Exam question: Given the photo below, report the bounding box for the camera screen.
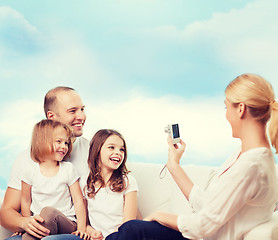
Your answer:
[172,124,180,138]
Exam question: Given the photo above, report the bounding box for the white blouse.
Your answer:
[177,147,278,240]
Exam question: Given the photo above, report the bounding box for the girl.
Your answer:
[20,119,87,240]
[83,129,138,239]
[106,73,278,240]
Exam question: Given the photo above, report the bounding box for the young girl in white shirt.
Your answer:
[83,129,138,239]
[106,73,278,240]
[20,119,87,240]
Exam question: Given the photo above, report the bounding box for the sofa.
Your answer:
[127,162,278,240]
[1,162,278,240]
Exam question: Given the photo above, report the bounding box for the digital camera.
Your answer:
[164,123,180,144]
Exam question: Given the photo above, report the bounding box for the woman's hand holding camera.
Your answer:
[166,136,186,167]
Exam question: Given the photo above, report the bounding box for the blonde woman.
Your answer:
[106,73,278,240]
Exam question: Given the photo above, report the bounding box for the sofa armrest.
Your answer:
[244,213,278,240]
[0,225,12,240]
[0,198,13,239]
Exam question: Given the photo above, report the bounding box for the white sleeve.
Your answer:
[8,149,32,190]
[188,184,205,212]
[65,162,80,186]
[177,160,261,239]
[124,174,139,195]
[21,162,36,186]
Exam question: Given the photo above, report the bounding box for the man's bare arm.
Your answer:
[0,187,50,237]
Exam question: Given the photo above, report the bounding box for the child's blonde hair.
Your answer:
[31,119,73,162]
[225,73,278,153]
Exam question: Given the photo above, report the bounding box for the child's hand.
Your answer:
[11,232,23,237]
[86,225,103,240]
[72,229,90,239]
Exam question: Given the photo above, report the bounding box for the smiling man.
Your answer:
[0,87,89,240]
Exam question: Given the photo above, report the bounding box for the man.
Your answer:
[0,87,89,239]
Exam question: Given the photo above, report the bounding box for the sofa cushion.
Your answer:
[169,165,217,215]
[244,212,278,240]
[128,162,172,218]
[128,162,216,218]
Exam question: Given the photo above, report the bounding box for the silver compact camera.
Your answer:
[164,123,180,144]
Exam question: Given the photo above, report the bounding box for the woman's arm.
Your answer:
[69,180,87,233]
[144,212,179,231]
[123,191,138,223]
[142,138,193,232]
[21,181,32,217]
[166,137,194,200]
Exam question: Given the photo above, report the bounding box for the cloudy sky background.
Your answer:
[1,0,278,199]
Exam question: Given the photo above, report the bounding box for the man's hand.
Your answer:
[22,215,50,238]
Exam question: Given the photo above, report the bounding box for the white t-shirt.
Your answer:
[22,161,79,221]
[177,147,278,240]
[8,137,89,190]
[83,174,138,238]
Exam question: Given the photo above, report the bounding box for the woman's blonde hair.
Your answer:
[225,73,278,153]
[31,119,73,162]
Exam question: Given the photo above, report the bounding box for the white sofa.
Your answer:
[128,162,278,240]
[1,162,278,240]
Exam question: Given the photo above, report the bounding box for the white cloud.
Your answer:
[0,6,112,91]
[0,6,38,33]
[0,188,6,202]
[0,100,42,139]
[0,94,237,177]
[139,0,278,90]
[0,6,40,57]
[83,94,237,165]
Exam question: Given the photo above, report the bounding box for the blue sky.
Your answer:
[1,0,278,198]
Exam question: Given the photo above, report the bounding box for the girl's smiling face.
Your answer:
[99,134,125,173]
[51,126,70,162]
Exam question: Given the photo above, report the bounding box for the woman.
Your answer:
[106,73,278,240]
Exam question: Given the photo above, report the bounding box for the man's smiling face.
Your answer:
[51,90,86,138]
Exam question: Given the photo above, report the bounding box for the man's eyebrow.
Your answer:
[67,106,85,111]
[67,107,78,112]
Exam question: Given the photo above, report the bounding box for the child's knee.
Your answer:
[40,207,59,222]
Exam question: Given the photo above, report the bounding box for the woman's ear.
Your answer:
[238,103,246,119]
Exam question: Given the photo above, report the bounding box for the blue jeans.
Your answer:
[42,234,82,240]
[5,234,81,240]
[106,220,187,240]
[5,236,22,240]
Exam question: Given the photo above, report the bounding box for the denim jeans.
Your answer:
[106,220,188,240]
[42,234,82,240]
[5,236,22,240]
[5,235,81,240]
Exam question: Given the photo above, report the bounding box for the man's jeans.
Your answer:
[5,235,81,240]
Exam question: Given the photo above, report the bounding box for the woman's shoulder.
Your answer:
[237,147,275,177]
[240,147,273,163]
